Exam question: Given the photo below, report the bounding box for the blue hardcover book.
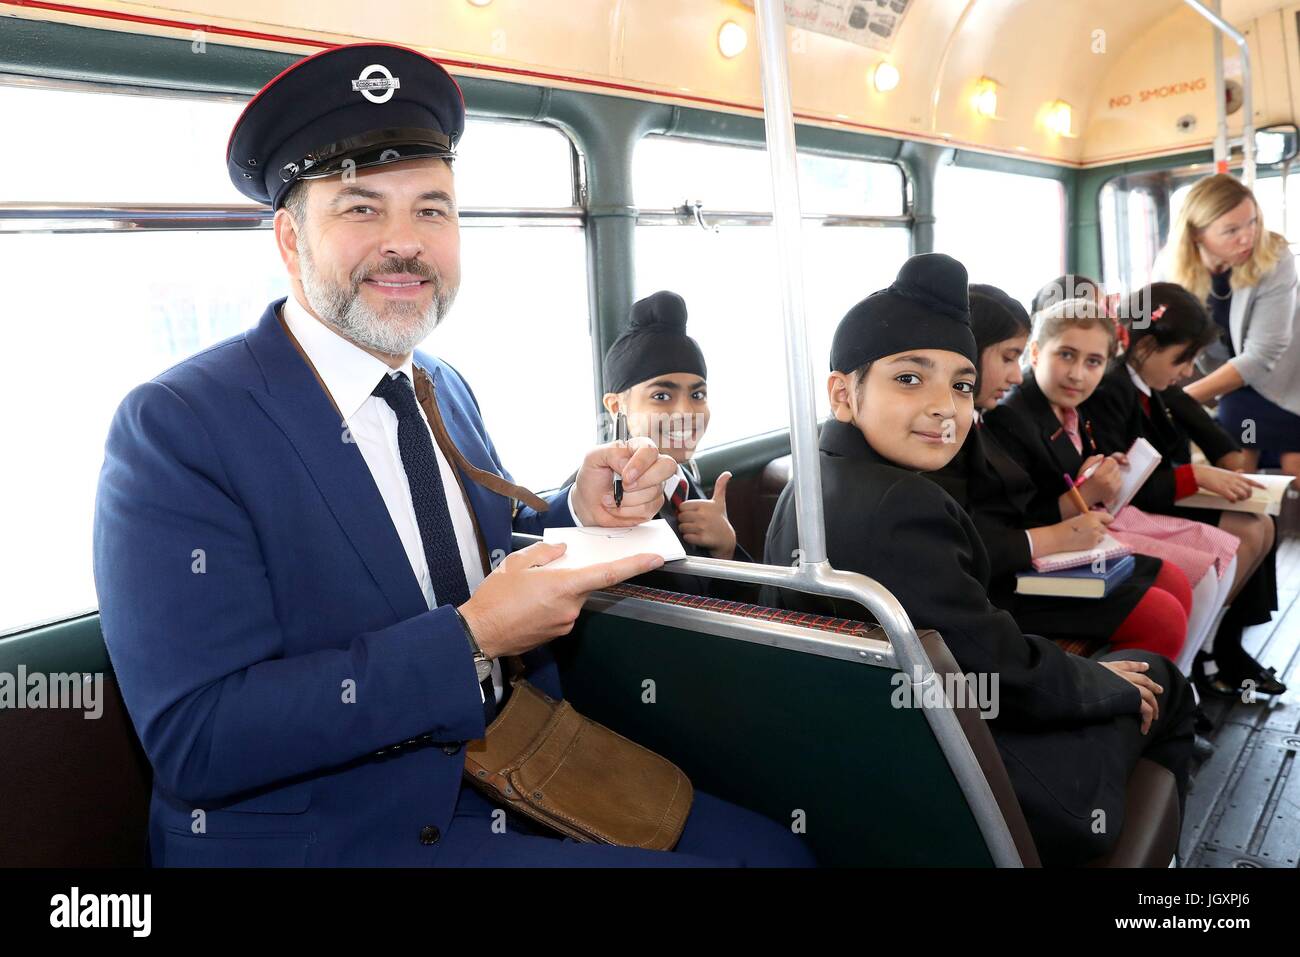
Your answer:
[1015,553,1136,599]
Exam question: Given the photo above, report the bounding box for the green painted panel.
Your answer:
[555,611,994,867]
[0,614,110,675]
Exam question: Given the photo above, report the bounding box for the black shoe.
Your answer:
[1193,734,1216,762]
[1218,653,1288,697]
[1193,707,1215,735]
[1192,651,1240,699]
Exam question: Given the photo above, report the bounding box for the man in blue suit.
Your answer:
[93,42,811,867]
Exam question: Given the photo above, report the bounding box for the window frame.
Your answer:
[629,133,913,449]
[632,132,912,232]
[933,158,1068,296]
[0,73,588,235]
[0,73,592,635]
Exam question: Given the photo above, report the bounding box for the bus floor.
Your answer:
[1181,533,1300,868]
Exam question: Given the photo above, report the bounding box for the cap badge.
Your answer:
[352,64,401,104]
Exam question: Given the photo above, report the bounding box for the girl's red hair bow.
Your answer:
[1114,316,1130,351]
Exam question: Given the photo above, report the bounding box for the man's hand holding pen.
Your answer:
[571,434,679,527]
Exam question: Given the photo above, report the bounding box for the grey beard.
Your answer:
[298,242,455,355]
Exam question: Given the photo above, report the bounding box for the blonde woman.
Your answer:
[1164,174,1300,478]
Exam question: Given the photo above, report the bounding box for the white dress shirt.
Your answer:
[282,295,502,703]
[1127,362,1153,397]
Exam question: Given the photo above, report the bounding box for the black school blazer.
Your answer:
[931,420,1158,643]
[984,369,1101,518]
[760,418,1148,860]
[931,421,1061,585]
[761,418,1137,724]
[1085,361,1241,516]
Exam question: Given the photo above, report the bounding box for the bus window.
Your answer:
[1247,175,1300,247]
[633,135,908,449]
[934,163,1065,307]
[1100,180,1160,296]
[422,120,591,494]
[0,79,584,633]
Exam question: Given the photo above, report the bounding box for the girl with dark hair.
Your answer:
[1086,283,1283,697]
[931,284,1191,659]
[985,298,1242,678]
[1030,274,1107,319]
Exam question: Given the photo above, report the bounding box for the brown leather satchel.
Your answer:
[462,679,694,850]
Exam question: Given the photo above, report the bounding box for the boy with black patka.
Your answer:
[599,291,753,599]
[762,254,1195,866]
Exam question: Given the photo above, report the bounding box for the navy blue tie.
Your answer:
[372,372,495,722]
[372,371,472,608]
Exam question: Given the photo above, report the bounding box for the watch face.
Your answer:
[475,657,494,682]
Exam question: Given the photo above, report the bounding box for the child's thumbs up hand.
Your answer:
[676,471,737,560]
[710,471,732,504]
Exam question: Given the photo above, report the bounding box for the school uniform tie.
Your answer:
[372,372,495,722]
[669,476,689,515]
[1060,407,1084,455]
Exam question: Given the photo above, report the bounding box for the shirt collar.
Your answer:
[281,293,415,420]
[1126,362,1152,397]
[661,463,689,499]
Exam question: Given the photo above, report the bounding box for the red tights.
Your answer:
[1108,562,1193,660]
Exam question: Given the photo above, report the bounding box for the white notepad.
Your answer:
[542,518,687,570]
[1177,472,1295,516]
[1107,437,1163,514]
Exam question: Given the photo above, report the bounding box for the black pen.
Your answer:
[613,412,627,507]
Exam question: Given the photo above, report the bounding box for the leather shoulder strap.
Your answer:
[412,364,550,515]
[274,309,549,513]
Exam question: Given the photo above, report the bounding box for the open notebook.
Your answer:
[542,518,687,570]
[1031,533,1131,573]
[1177,472,1295,516]
[1106,437,1162,514]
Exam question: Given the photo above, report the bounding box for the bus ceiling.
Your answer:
[2,0,1300,172]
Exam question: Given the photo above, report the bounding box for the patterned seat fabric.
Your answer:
[604,582,879,637]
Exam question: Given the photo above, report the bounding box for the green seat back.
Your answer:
[0,615,151,866]
[554,608,995,866]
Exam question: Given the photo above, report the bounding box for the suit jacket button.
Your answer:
[419,825,441,846]
[442,743,462,755]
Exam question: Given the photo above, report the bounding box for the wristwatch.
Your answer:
[453,607,493,683]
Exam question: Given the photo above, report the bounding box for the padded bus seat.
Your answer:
[558,583,1028,866]
[560,583,1182,868]
[0,598,1179,868]
[0,616,151,867]
[756,454,793,553]
[1087,759,1180,868]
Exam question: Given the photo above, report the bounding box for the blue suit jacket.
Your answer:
[93,298,575,866]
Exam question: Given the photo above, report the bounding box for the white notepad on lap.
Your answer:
[542,518,687,570]
[1107,437,1162,514]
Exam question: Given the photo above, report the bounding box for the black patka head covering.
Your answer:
[603,291,708,394]
[830,253,977,372]
[227,43,465,210]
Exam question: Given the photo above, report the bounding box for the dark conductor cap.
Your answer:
[604,291,708,395]
[227,42,466,210]
[830,253,977,373]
